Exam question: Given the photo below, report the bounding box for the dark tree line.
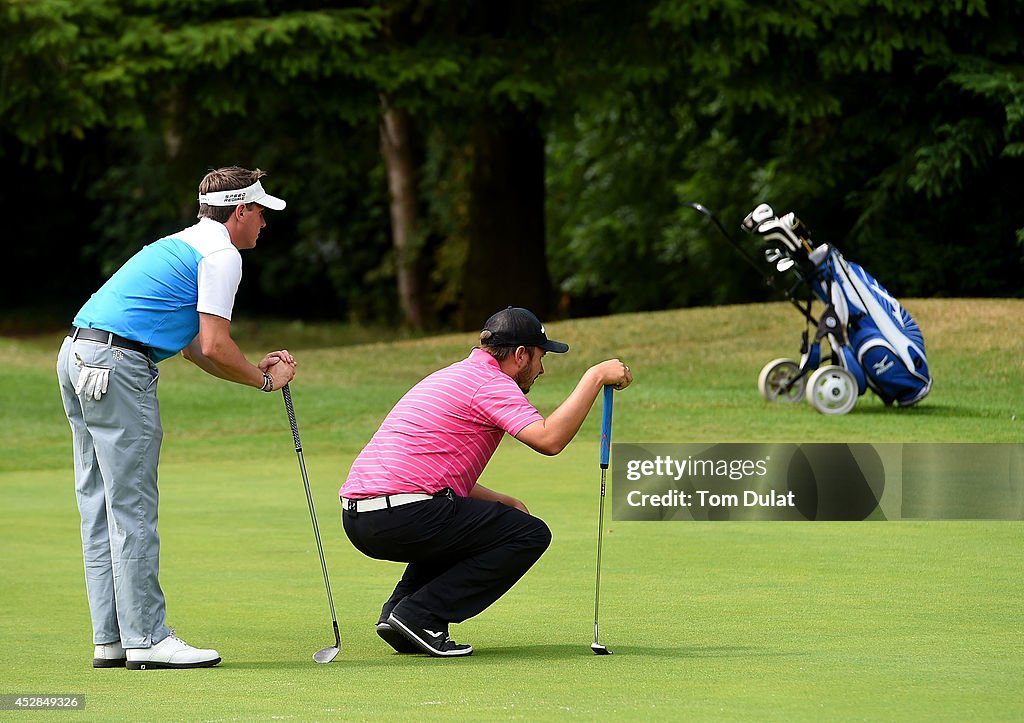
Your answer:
[2,0,1021,331]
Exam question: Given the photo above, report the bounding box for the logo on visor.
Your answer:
[223,191,247,203]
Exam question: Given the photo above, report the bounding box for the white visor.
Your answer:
[198,180,286,210]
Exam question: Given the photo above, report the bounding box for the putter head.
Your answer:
[591,642,613,655]
[313,644,340,664]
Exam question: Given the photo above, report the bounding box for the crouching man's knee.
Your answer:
[526,516,552,555]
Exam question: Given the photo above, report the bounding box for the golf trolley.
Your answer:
[686,202,932,415]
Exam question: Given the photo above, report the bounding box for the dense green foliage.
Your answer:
[2,0,1021,327]
[548,0,1024,310]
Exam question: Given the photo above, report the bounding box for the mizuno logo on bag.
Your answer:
[873,355,894,375]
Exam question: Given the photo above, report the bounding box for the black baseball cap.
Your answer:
[479,307,569,353]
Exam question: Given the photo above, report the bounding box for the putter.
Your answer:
[282,384,341,664]
[592,384,614,655]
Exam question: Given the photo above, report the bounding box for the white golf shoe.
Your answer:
[92,641,126,668]
[125,630,221,670]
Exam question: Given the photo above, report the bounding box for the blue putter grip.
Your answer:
[600,385,614,469]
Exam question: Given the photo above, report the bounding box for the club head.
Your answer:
[313,645,340,664]
[591,642,613,655]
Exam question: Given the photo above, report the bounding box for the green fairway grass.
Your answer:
[1,300,1020,720]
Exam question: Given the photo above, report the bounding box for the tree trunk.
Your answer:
[380,96,427,329]
[459,108,553,330]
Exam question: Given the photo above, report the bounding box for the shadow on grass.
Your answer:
[474,643,805,660]
[850,403,999,419]
[220,644,804,670]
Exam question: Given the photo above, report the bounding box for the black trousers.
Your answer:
[342,491,552,630]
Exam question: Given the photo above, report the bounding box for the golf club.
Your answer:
[592,384,614,655]
[683,201,819,326]
[282,384,341,664]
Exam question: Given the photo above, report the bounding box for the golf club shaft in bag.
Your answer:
[592,385,614,655]
[683,201,818,326]
[282,384,341,663]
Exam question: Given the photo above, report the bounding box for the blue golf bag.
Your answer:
[742,203,932,415]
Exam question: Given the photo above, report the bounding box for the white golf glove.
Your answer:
[74,354,111,401]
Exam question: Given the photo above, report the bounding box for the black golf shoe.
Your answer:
[386,612,473,657]
[375,622,420,654]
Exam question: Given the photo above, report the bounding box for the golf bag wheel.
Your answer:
[757,358,805,403]
[806,365,858,415]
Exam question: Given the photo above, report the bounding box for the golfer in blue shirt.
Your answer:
[57,166,296,669]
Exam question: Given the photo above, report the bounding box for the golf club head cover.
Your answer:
[741,203,776,232]
[742,203,818,268]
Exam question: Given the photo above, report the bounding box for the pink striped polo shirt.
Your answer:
[340,348,543,499]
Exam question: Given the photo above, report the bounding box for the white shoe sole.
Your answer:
[126,656,221,670]
[387,613,472,657]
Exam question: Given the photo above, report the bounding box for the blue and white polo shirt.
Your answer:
[73,218,242,362]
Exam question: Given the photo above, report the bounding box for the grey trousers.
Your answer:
[57,336,170,648]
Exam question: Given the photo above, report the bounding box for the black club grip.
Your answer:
[282,384,302,451]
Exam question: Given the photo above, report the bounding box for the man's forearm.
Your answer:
[182,337,263,387]
[539,372,605,449]
[516,369,605,455]
[470,484,528,514]
[515,358,631,456]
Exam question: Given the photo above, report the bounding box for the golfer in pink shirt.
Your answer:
[340,307,632,657]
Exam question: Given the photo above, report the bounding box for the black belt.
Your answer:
[69,326,149,356]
